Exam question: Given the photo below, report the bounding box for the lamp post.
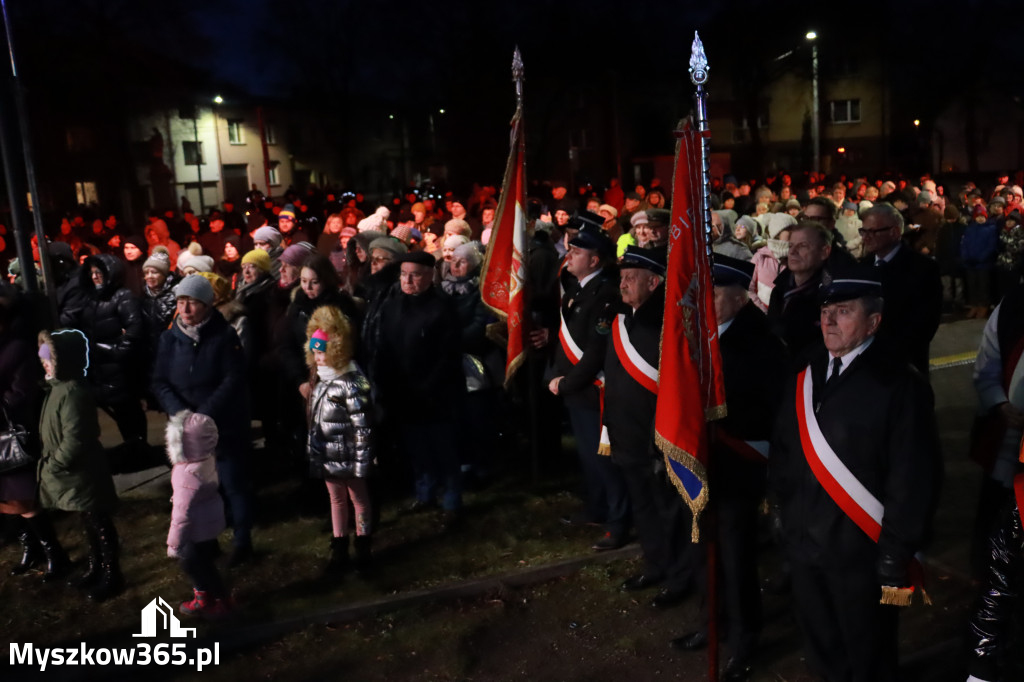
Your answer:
[806,31,820,175]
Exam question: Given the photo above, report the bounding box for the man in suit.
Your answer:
[769,267,941,681]
[548,224,629,550]
[767,221,832,361]
[859,203,943,375]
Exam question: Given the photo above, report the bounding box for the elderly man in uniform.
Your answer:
[548,224,630,550]
[671,255,788,681]
[602,246,696,608]
[769,267,940,681]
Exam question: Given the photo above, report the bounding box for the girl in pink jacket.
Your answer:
[166,411,230,617]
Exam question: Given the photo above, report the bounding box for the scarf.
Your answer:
[441,274,479,297]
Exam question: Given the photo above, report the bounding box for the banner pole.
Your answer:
[689,31,719,682]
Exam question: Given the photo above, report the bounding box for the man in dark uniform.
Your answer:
[671,255,789,682]
[859,203,942,375]
[769,267,941,681]
[548,224,629,550]
[767,220,832,360]
[602,246,696,608]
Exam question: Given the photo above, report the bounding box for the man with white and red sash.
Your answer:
[671,254,789,680]
[768,266,940,682]
[547,221,630,550]
[603,246,697,608]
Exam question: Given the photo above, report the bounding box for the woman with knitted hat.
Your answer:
[141,247,177,382]
[305,306,376,574]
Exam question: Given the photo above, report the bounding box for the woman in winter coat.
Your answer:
[37,328,122,601]
[166,411,230,617]
[961,204,1000,318]
[712,210,754,261]
[305,306,375,574]
[140,248,177,356]
[144,218,181,271]
[60,252,148,457]
[0,286,67,580]
[995,209,1024,300]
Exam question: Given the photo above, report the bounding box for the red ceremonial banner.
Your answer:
[654,127,727,540]
[480,110,528,387]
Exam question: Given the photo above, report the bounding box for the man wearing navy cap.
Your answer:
[602,246,696,606]
[548,224,630,550]
[671,254,789,680]
[768,265,940,681]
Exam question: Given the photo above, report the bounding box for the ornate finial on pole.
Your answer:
[689,32,709,86]
[512,46,524,106]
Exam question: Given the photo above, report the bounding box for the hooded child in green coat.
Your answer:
[37,328,123,602]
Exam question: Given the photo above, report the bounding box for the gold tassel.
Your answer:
[597,443,612,456]
[691,518,700,543]
[879,585,915,607]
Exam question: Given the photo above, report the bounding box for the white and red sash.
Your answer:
[559,313,611,454]
[795,366,883,541]
[611,313,659,394]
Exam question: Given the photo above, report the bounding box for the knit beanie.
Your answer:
[943,205,961,222]
[280,243,312,268]
[253,226,282,247]
[123,234,147,251]
[182,254,215,273]
[369,236,408,258]
[973,204,988,219]
[309,328,329,352]
[241,248,272,273]
[390,225,413,244]
[278,204,297,220]
[143,246,172,275]
[173,274,215,305]
[453,242,482,270]
[767,212,797,239]
[357,206,391,232]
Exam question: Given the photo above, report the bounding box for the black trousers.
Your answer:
[180,539,225,597]
[788,560,899,682]
[100,398,148,445]
[617,457,696,590]
[567,405,629,536]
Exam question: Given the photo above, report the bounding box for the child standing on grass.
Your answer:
[166,410,230,617]
[305,306,376,575]
[37,329,122,602]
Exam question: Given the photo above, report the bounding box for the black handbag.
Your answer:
[0,407,34,474]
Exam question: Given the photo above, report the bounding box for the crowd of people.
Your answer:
[0,169,1023,681]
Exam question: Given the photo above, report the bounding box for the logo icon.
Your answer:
[133,598,196,639]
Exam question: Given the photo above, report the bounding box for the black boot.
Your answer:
[86,514,124,602]
[9,517,43,576]
[25,513,70,582]
[68,522,102,590]
[353,535,372,575]
[326,536,350,574]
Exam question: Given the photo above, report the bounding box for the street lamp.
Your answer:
[806,31,819,175]
[213,95,223,104]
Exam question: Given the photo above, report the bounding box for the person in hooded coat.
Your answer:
[37,329,122,601]
[60,253,148,460]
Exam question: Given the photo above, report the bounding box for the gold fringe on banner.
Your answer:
[656,432,708,543]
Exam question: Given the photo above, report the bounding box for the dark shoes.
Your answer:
[559,512,602,527]
[650,585,691,609]
[669,630,708,651]
[592,532,627,551]
[620,573,663,592]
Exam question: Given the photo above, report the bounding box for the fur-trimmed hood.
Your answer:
[304,305,355,372]
[165,410,218,465]
[38,328,89,380]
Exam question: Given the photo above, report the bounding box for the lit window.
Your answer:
[183,141,203,165]
[228,120,245,145]
[265,123,277,145]
[268,162,280,186]
[74,181,99,205]
[830,99,861,124]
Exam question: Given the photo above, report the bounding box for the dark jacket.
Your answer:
[767,267,825,363]
[375,285,465,421]
[141,278,177,354]
[359,263,401,386]
[966,495,1023,682]
[602,286,663,466]
[769,339,940,574]
[60,253,145,403]
[864,244,943,375]
[151,311,249,459]
[551,268,621,410]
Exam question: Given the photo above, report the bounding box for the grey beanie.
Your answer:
[173,274,215,305]
[253,226,282,248]
[452,242,482,270]
[368,236,408,258]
